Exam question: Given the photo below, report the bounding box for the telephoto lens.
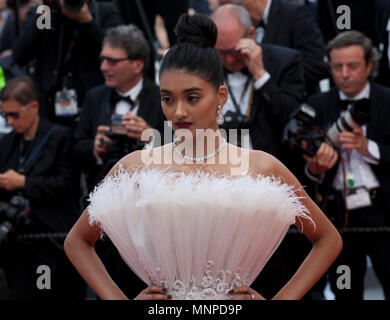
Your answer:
[326,98,371,148]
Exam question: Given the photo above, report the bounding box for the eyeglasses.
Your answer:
[0,103,31,120]
[217,48,241,56]
[99,55,130,66]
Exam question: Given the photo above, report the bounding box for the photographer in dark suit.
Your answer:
[304,31,390,300]
[72,24,165,193]
[0,77,85,299]
[12,0,121,123]
[72,24,165,299]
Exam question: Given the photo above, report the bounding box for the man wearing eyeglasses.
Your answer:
[0,77,85,299]
[72,24,165,300]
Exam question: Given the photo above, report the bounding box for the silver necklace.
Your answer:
[173,139,227,162]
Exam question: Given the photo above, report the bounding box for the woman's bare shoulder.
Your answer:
[249,150,281,176]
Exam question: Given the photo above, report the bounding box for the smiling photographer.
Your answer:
[0,77,85,299]
[303,31,390,300]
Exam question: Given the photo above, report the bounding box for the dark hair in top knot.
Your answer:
[159,13,224,91]
[175,13,218,48]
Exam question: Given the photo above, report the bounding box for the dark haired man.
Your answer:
[0,77,85,299]
[304,31,390,300]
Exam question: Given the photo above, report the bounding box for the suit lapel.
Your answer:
[0,132,18,170]
[367,83,380,140]
[136,78,150,120]
[263,0,281,44]
[24,119,51,173]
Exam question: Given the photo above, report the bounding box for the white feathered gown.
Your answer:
[88,168,312,300]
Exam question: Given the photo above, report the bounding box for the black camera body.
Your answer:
[282,104,325,157]
[0,195,33,245]
[219,110,250,147]
[327,98,371,148]
[43,0,91,13]
[100,114,142,175]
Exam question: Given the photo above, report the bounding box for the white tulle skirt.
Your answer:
[88,168,312,300]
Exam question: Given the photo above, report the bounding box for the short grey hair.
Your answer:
[213,4,253,34]
[325,30,381,78]
[103,25,151,69]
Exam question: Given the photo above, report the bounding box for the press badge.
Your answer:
[345,187,372,210]
[54,89,78,117]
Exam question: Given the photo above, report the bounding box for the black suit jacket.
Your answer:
[72,77,166,191]
[307,83,390,211]
[376,5,390,87]
[12,2,121,120]
[263,0,329,90]
[245,43,305,161]
[0,119,80,232]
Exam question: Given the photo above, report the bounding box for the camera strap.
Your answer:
[18,126,58,173]
[223,71,254,121]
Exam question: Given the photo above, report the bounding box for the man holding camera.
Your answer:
[12,0,120,122]
[72,25,165,299]
[0,77,85,299]
[304,31,390,300]
[72,24,165,194]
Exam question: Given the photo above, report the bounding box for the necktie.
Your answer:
[338,99,354,111]
[257,20,266,29]
[111,90,136,110]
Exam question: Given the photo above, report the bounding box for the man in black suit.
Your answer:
[12,0,121,123]
[0,77,85,299]
[73,24,165,193]
[212,4,304,160]
[304,31,390,300]
[72,24,165,299]
[212,4,307,299]
[222,0,329,95]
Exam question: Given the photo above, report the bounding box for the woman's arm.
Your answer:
[64,208,128,300]
[262,152,343,300]
[64,150,143,300]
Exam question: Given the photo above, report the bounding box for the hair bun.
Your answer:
[175,13,218,48]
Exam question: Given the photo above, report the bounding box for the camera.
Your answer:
[101,114,142,175]
[327,98,371,148]
[282,104,325,157]
[43,0,91,13]
[0,195,33,245]
[219,110,250,147]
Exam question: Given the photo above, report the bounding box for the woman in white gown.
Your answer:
[64,13,342,300]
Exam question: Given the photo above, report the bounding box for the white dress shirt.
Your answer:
[255,0,272,44]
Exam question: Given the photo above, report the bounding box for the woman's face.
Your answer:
[160,70,227,138]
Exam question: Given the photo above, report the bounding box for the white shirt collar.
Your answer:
[339,82,370,101]
[116,77,143,101]
[263,0,272,25]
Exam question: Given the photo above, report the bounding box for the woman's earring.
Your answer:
[216,105,224,125]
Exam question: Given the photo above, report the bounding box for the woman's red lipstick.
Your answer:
[175,122,193,129]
